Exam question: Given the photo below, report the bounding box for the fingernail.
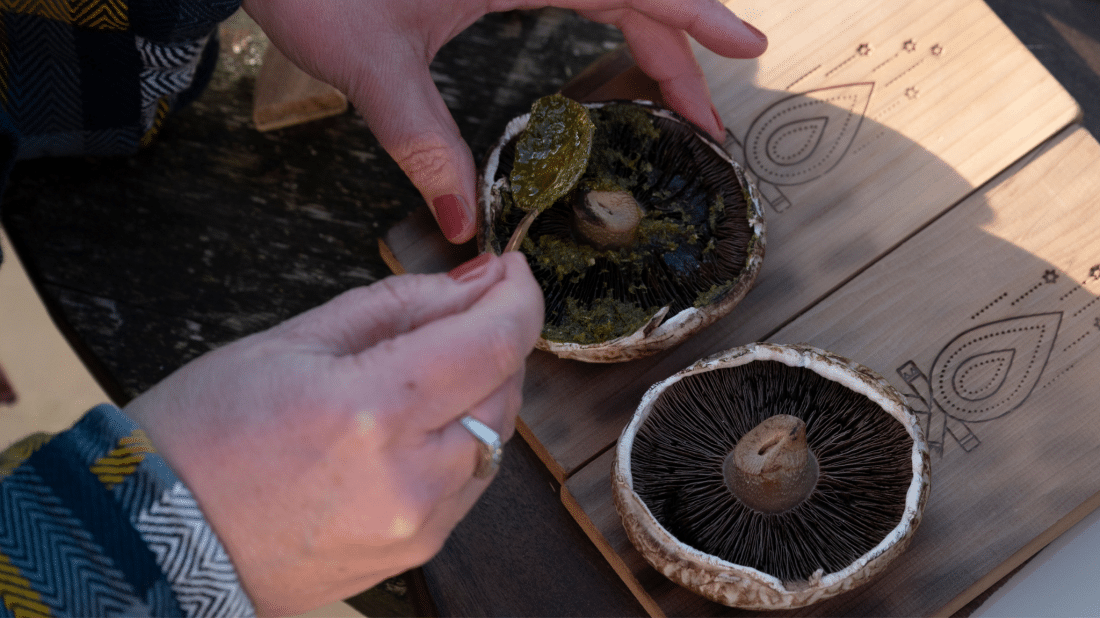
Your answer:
[711,105,726,138]
[434,194,473,242]
[742,20,768,46]
[447,252,493,282]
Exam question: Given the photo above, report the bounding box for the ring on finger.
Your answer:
[459,415,503,479]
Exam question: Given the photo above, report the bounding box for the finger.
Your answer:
[272,253,506,355]
[348,40,478,244]
[633,0,767,59]
[354,252,543,428]
[396,424,518,569]
[381,473,489,569]
[562,0,766,58]
[423,367,524,498]
[334,368,522,571]
[620,18,725,139]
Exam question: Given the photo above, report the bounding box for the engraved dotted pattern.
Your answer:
[747,90,863,181]
[767,119,826,165]
[953,351,1012,400]
[936,323,1047,418]
[970,292,1007,320]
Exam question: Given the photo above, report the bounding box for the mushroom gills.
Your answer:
[490,103,755,345]
[630,360,913,584]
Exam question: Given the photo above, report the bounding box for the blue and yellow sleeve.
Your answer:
[0,404,255,617]
[0,4,256,613]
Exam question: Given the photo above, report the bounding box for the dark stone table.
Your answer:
[2,2,1097,616]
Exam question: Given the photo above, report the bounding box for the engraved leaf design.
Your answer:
[743,82,873,186]
[931,313,1061,422]
[766,117,828,167]
[952,349,1014,401]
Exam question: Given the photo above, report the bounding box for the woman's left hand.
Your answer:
[242,0,767,244]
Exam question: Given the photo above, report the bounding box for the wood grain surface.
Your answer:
[383,1,1097,614]
[3,1,1098,616]
[532,0,1081,482]
[390,0,1081,484]
[565,126,1100,617]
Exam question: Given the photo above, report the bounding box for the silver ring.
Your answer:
[459,415,503,479]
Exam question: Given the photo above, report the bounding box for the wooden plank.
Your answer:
[385,0,1080,482]
[522,0,1079,481]
[378,206,477,276]
[564,125,1100,617]
[561,448,680,618]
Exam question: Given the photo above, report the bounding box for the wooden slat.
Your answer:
[564,125,1100,617]
[384,0,1080,481]
[508,0,1080,482]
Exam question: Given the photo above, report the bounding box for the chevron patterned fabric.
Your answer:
[0,404,256,617]
[0,4,265,614]
[0,0,243,313]
[0,0,240,160]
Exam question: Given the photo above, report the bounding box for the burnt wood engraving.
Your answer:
[898,264,1100,457]
[722,40,945,212]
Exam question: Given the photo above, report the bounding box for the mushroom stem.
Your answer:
[723,414,819,514]
[573,190,642,250]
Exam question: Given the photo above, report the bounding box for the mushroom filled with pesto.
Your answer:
[613,342,931,610]
[477,95,765,363]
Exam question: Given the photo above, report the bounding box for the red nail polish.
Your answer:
[434,194,472,241]
[711,105,726,138]
[742,20,768,46]
[0,363,16,405]
[447,253,493,282]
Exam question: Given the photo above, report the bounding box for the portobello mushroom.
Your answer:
[613,342,931,609]
[477,98,765,363]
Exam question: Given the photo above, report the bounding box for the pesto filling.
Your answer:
[491,103,752,344]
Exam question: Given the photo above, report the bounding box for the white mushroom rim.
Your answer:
[613,342,931,607]
[477,100,766,363]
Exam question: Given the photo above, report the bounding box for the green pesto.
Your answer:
[497,102,740,345]
[597,103,660,141]
[509,94,594,215]
[708,193,726,235]
[525,234,601,283]
[524,214,698,284]
[582,105,660,196]
[694,280,734,308]
[636,217,692,252]
[541,296,659,344]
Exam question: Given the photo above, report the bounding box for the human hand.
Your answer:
[241,0,767,244]
[122,252,543,616]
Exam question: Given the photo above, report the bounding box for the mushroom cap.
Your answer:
[477,100,765,363]
[612,342,931,610]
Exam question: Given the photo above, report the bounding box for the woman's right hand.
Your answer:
[123,252,544,616]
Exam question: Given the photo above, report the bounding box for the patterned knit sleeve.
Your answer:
[0,0,241,160]
[0,404,255,617]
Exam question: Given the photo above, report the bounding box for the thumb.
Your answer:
[351,50,478,244]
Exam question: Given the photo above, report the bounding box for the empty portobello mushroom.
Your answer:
[477,97,765,363]
[613,342,931,609]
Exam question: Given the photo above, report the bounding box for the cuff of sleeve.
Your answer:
[18,403,257,617]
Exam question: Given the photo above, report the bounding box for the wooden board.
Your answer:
[382,2,1090,612]
[563,125,1100,617]
[416,0,1078,483]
